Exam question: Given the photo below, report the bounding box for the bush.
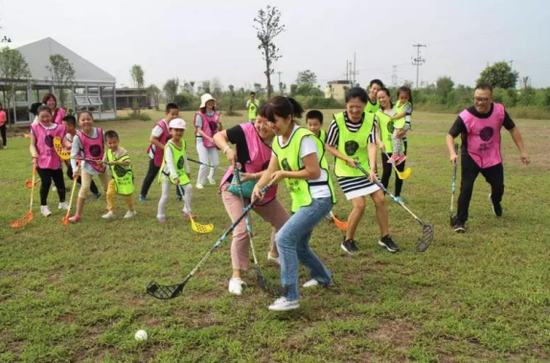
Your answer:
[130,110,151,121]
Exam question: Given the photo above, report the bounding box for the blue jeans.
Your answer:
[277,197,333,301]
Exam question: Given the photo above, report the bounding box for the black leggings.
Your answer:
[66,164,98,194]
[0,124,6,147]
[381,141,407,197]
[37,167,66,205]
[140,158,181,198]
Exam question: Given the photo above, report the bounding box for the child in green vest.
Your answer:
[157,118,193,223]
[306,110,326,144]
[389,86,413,165]
[102,130,136,219]
[246,92,259,123]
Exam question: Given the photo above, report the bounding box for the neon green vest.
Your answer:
[248,100,258,120]
[107,149,135,195]
[318,129,327,144]
[375,110,395,153]
[159,140,191,186]
[365,98,380,113]
[393,100,411,129]
[272,127,336,212]
[334,112,374,177]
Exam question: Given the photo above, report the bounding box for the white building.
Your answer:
[0,37,116,124]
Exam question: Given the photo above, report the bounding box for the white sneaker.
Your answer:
[207,176,215,185]
[102,211,115,219]
[303,279,319,288]
[268,297,299,311]
[228,278,246,295]
[124,210,137,219]
[58,201,69,210]
[40,205,52,217]
[195,183,204,189]
[267,252,280,265]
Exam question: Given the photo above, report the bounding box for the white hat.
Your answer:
[169,118,186,129]
[200,93,216,109]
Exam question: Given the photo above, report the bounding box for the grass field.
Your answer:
[1,110,549,363]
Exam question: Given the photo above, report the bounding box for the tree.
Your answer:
[130,65,145,89]
[45,54,75,107]
[296,70,317,86]
[211,78,223,107]
[253,5,285,99]
[163,78,179,102]
[436,76,454,104]
[147,84,161,111]
[0,47,31,125]
[477,61,518,89]
[198,80,211,95]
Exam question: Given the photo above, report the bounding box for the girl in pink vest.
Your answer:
[68,111,110,223]
[213,105,290,296]
[194,94,222,189]
[446,84,530,233]
[29,105,68,217]
[43,93,66,125]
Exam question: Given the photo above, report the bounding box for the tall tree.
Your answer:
[0,47,31,125]
[147,84,161,111]
[296,70,317,86]
[436,76,454,104]
[477,61,518,89]
[130,65,145,89]
[45,54,75,107]
[253,5,285,99]
[163,78,179,102]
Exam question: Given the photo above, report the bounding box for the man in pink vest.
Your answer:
[446,84,530,233]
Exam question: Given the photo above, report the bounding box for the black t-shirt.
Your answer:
[226,124,271,181]
[448,103,516,155]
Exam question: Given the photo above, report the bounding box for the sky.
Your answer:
[2,0,550,90]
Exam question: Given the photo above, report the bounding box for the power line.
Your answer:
[412,44,427,88]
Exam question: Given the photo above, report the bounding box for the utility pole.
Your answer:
[277,71,283,94]
[508,60,514,69]
[391,65,397,87]
[411,44,427,89]
[346,60,349,82]
[353,52,357,85]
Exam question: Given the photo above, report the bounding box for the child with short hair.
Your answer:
[306,110,326,144]
[102,130,136,219]
[389,86,413,165]
[62,115,100,199]
[68,111,109,223]
[157,118,193,223]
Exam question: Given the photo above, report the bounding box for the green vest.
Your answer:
[159,140,191,186]
[365,98,380,113]
[393,101,411,129]
[318,129,327,144]
[248,100,258,120]
[375,110,395,153]
[107,149,135,195]
[334,112,374,177]
[271,127,336,212]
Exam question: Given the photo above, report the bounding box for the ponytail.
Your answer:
[265,96,304,123]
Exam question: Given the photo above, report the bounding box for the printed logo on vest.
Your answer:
[209,121,218,131]
[345,140,359,156]
[480,127,494,142]
[89,145,102,157]
[45,135,54,147]
[281,158,291,171]
[387,121,394,134]
[114,165,127,177]
[177,156,184,170]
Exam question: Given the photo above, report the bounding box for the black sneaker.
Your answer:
[489,194,502,217]
[89,192,101,201]
[341,239,359,254]
[378,235,399,253]
[453,220,466,233]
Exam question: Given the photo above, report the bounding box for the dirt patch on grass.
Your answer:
[367,319,417,353]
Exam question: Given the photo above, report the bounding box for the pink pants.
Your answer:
[221,183,290,271]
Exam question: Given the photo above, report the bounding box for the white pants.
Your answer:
[157,181,192,220]
[196,139,219,185]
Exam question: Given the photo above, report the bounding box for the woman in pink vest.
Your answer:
[29,105,68,217]
[0,102,6,148]
[213,104,290,296]
[43,93,66,125]
[194,94,222,189]
[446,84,530,233]
[68,111,110,223]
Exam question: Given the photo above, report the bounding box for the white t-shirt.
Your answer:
[275,125,331,199]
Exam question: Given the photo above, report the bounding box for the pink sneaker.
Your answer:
[387,155,399,164]
[395,155,407,166]
[182,212,197,219]
[69,214,81,223]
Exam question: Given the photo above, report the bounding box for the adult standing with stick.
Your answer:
[446,84,530,233]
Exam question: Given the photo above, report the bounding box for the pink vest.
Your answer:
[78,128,106,173]
[220,123,278,205]
[31,123,66,170]
[195,111,220,148]
[52,108,66,125]
[147,119,170,167]
[460,103,505,169]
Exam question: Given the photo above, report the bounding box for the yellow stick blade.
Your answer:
[397,167,412,180]
[190,218,214,234]
[53,137,70,161]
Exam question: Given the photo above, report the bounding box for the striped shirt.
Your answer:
[326,111,379,196]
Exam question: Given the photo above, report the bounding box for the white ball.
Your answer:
[135,330,148,341]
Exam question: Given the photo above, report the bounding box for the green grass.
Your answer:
[1,110,549,362]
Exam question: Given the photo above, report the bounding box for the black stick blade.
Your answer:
[416,223,434,253]
[146,281,185,300]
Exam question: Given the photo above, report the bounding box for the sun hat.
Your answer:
[169,118,186,129]
[200,94,216,109]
